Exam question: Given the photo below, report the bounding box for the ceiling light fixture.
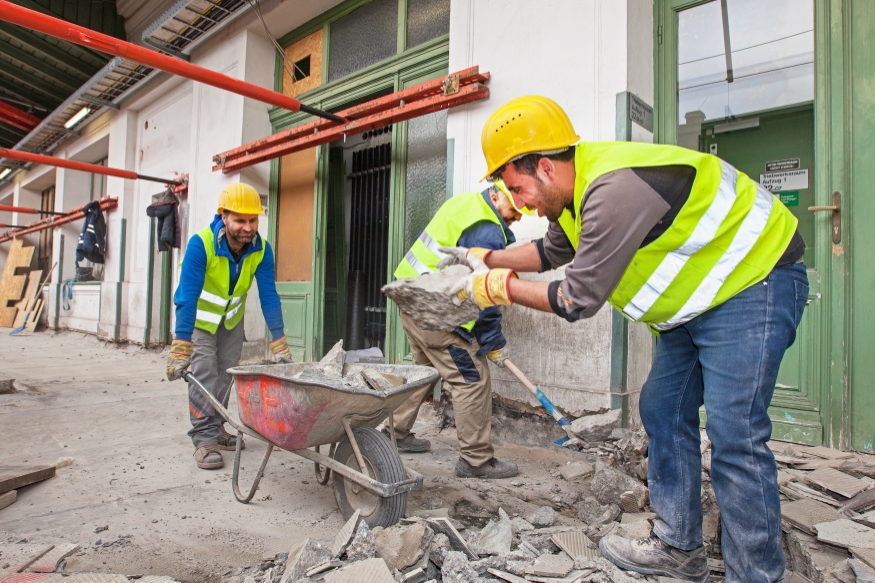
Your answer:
[64,107,92,129]
[0,168,11,180]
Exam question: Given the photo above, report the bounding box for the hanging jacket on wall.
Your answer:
[146,189,181,252]
[76,200,107,264]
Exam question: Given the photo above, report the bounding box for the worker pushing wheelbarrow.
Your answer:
[183,345,438,528]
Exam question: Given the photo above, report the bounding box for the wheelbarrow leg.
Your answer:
[386,411,398,453]
[341,418,370,478]
[232,429,273,504]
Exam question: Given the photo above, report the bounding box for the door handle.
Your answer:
[808,191,841,244]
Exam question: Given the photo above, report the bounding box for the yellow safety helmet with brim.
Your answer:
[480,95,580,180]
[492,178,535,216]
[217,182,263,215]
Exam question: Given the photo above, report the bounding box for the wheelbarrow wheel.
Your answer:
[314,443,335,485]
[333,427,407,528]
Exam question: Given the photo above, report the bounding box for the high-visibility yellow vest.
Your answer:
[394,191,505,330]
[557,142,798,331]
[194,226,264,333]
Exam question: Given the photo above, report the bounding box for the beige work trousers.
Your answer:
[394,312,494,466]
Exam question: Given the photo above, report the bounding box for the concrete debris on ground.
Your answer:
[568,410,621,442]
[525,507,557,528]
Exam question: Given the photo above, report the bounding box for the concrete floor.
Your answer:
[0,330,585,582]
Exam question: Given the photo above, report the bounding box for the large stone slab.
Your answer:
[815,519,875,549]
[374,521,426,571]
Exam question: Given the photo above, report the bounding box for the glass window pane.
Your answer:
[677,0,814,124]
[406,0,450,50]
[328,0,398,82]
[404,110,447,251]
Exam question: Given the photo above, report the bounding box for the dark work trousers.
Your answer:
[187,320,245,448]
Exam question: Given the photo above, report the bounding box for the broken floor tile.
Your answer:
[331,509,360,558]
[620,511,657,523]
[785,530,848,582]
[842,488,875,514]
[852,547,875,570]
[525,553,573,577]
[426,517,477,560]
[323,557,394,583]
[618,491,640,513]
[806,446,856,460]
[850,558,875,582]
[374,521,425,571]
[280,538,331,583]
[781,498,842,535]
[27,543,79,573]
[551,531,599,561]
[815,519,875,549]
[807,467,868,499]
[487,568,528,583]
[526,569,593,583]
[558,461,593,481]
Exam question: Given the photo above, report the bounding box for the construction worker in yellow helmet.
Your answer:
[166,183,293,470]
[438,96,806,581]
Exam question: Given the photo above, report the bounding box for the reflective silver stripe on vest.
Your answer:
[623,161,739,321]
[654,182,775,330]
[420,231,448,260]
[196,309,222,324]
[226,304,242,320]
[404,250,431,275]
[228,296,242,308]
[200,289,228,308]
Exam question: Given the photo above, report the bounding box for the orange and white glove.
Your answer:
[166,338,193,381]
[451,253,517,308]
[436,246,492,270]
[269,336,294,363]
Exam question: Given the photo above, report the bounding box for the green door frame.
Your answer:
[268,23,449,361]
[653,0,847,447]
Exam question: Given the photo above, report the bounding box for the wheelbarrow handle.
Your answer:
[181,370,262,441]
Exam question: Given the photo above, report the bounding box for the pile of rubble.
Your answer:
[768,439,875,581]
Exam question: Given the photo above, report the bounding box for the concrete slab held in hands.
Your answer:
[806,467,868,499]
[381,265,481,332]
[815,519,875,549]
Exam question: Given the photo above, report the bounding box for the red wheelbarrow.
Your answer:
[183,361,438,527]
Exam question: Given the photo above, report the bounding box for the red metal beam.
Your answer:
[0,196,118,243]
[0,204,65,216]
[0,1,344,123]
[0,101,41,132]
[213,68,490,173]
[0,148,182,185]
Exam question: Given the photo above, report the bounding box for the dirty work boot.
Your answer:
[381,428,431,452]
[454,457,518,479]
[217,428,245,451]
[194,445,224,470]
[599,534,708,582]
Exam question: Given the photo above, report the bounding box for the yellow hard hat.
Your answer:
[481,96,580,180]
[492,178,535,215]
[217,183,263,215]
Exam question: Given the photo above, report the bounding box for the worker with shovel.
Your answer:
[440,96,807,582]
[391,183,522,479]
[166,183,293,470]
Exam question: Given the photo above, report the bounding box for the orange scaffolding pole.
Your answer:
[0,196,118,243]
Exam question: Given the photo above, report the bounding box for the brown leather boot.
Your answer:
[194,444,224,469]
[217,428,245,451]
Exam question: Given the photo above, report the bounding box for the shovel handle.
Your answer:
[503,358,571,429]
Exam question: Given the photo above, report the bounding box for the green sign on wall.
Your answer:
[779,191,800,207]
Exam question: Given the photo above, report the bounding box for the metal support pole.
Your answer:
[0,1,344,122]
[0,148,181,185]
[159,249,172,345]
[144,217,155,346]
[112,218,126,342]
[53,234,63,330]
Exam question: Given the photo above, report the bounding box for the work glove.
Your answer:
[435,246,492,270]
[269,335,294,363]
[166,338,193,381]
[487,347,508,368]
[451,254,518,308]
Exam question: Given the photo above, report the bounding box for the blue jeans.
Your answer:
[640,263,809,583]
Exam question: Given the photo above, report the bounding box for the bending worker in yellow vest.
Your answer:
[166,183,293,470]
[392,184,522,479]
[440,97,807,582]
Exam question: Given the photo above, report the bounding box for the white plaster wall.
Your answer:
[447,0,655,415]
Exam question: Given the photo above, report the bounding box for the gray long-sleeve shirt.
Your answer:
[534,166,804,322]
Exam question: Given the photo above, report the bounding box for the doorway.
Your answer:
[323,129,393,358]
[659,0,824,444]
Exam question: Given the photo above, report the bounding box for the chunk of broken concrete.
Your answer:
[617,519,652,541]
[525,553,574,577]
[476,508,513,555]
[511,517,534,534]
[323,557,394,583]
[428,532,451,567]
[850,559,875,582]
[569,410,621,442]
[280,539,332,583]
[346,520,378,562]
[815,519,875,549]
[575,497,620,527]
[558,461,594,481]
[526,506,557,528]
[331,509,361,558]
[374,521,426,571]
[382,265,482,332]
[441,550,480,583]
[591,462,648,508]
[427,517,478,559]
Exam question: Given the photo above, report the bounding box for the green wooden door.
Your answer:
[845,0,875,451]
[655,0,828,444]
